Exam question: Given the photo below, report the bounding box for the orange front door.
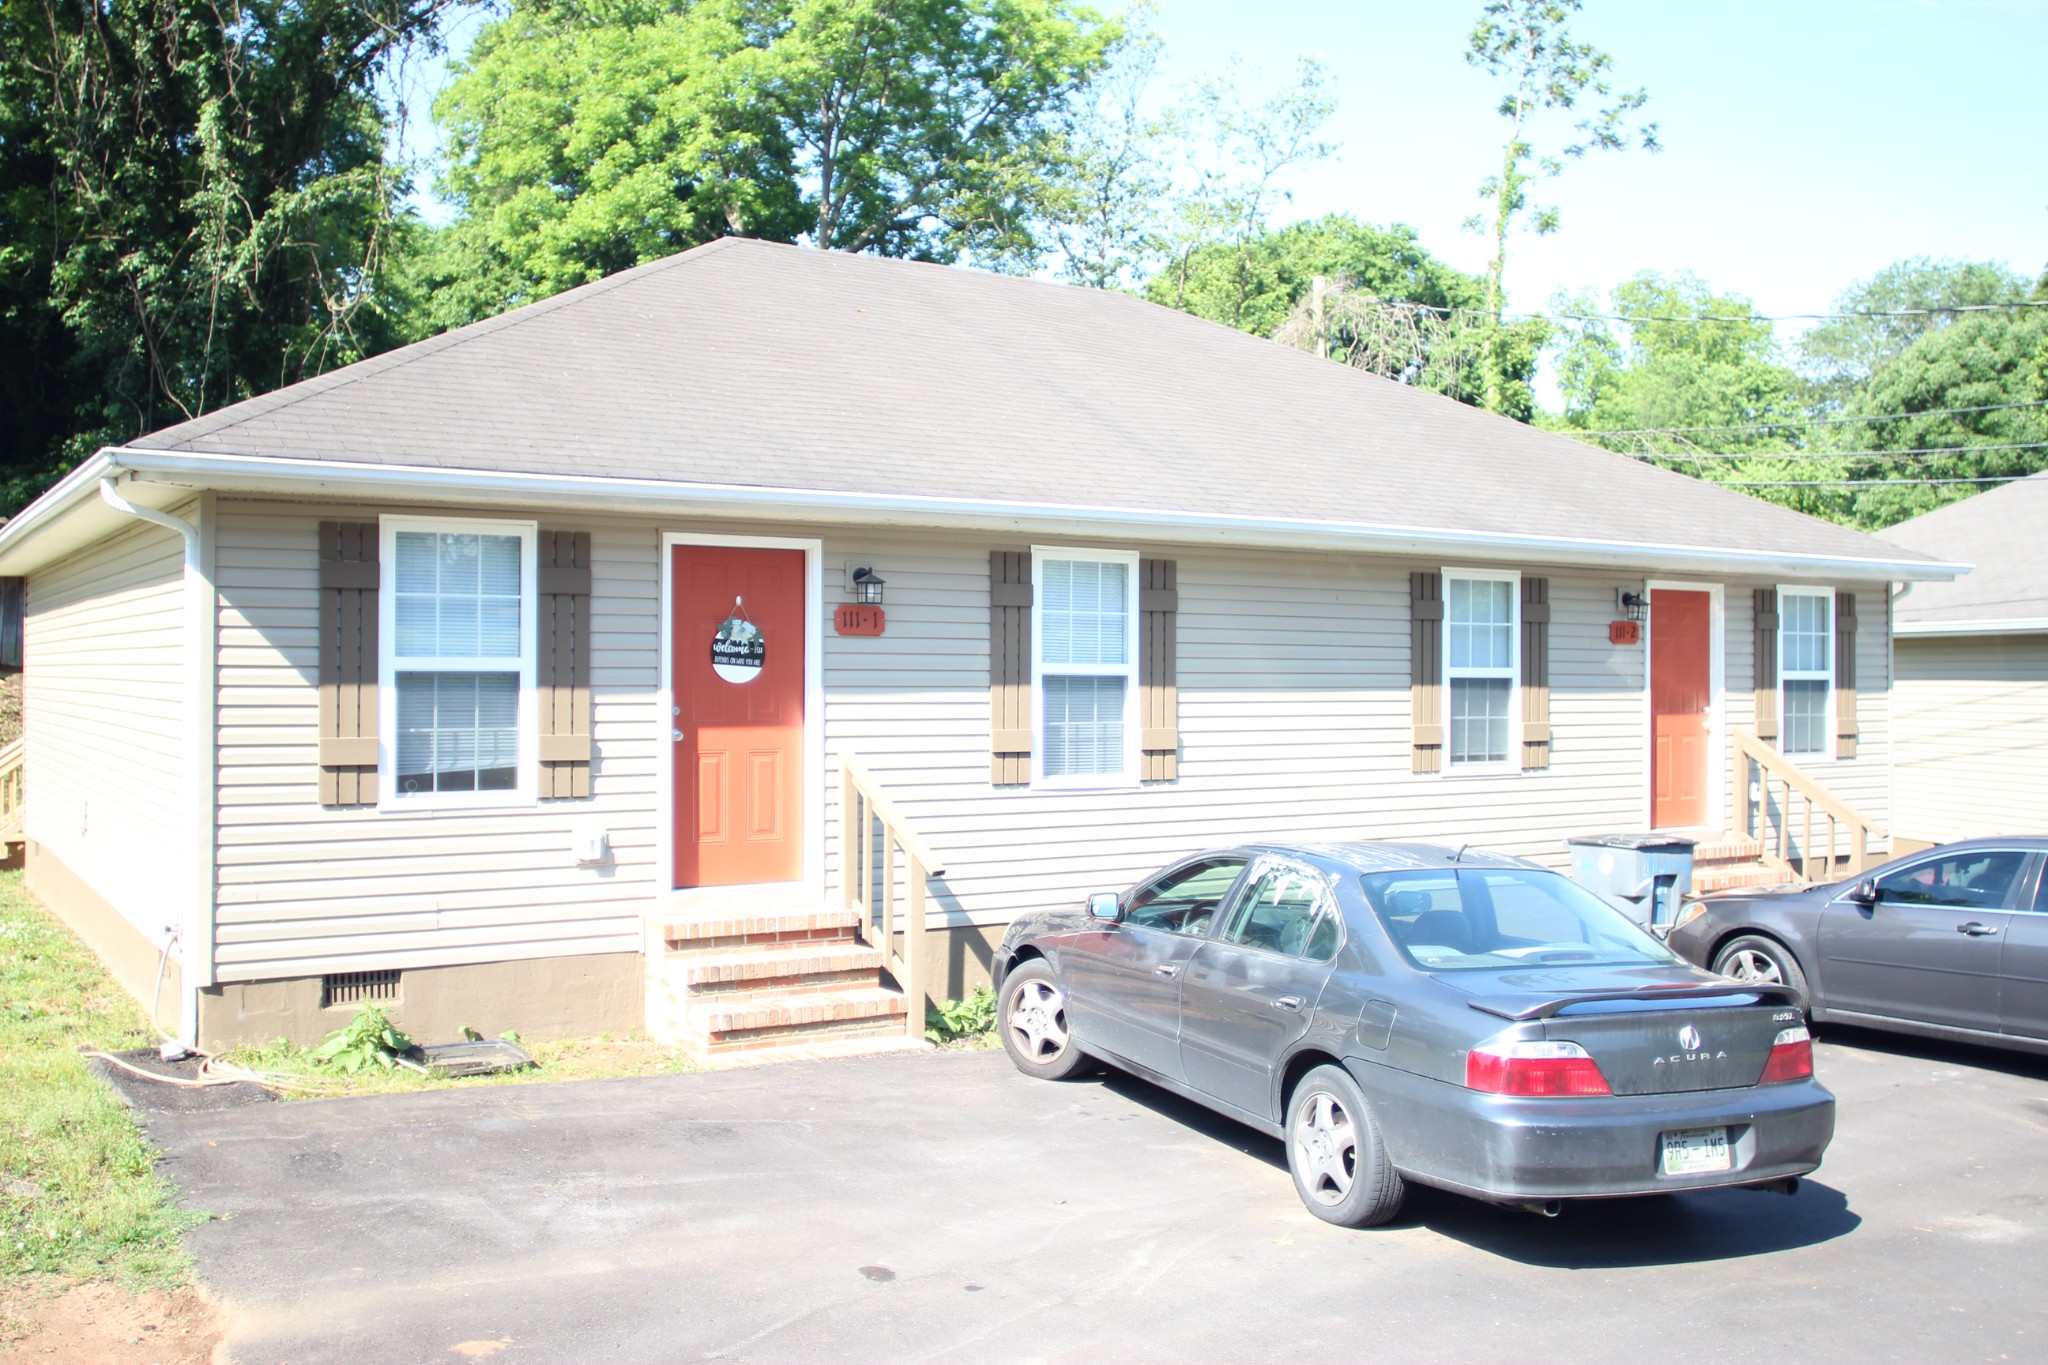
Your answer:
[1650,588,1713,828]
[671,545,806,887]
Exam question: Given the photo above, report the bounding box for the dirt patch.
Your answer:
[0,1277,221,1363]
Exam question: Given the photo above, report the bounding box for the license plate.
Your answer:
[1660,1127,1731,1175]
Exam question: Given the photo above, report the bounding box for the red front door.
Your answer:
[1650,588,1713,829]
[671,545,806,887]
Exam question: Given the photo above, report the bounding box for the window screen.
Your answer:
[1036,554,1135,780]
[389,526,529,799]
[1779,590,1832,757]
[1446,575,1516,766]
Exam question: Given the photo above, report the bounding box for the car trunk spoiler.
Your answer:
[1467,983,1799,1022]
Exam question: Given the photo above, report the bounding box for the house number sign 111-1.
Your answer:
[711,603,765,683]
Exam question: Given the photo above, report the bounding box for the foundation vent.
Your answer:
[323,969,401,1008]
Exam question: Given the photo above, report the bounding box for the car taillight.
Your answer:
[1465,1041,1612,1097]
[1758,1026,1814,1084]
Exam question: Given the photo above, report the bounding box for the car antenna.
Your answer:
[1453,843,1469,864]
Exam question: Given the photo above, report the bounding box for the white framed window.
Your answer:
[1032,547,1140,785]
[1444,568,1520,771]
[1778,586,1833,759]
[379,516,538,808]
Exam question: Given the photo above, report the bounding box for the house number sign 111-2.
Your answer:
[711,604,765,683]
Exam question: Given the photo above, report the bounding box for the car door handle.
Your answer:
[1273,996,1304,1013]
[1957,922,2000,937]
[1154,964,1180,978]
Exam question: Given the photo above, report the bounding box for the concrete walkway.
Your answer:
[140,1038,2048,1363]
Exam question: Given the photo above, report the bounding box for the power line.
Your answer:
[1627,440,2048,463]
[1534,300,2048,327]
[1719,476,2025,488]
[1582,398,2048,437]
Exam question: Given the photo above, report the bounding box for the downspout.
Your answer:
[98,478,212,1048]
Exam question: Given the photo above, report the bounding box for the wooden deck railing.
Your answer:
[840,752,946,1042]
[0,737,22,845]
[1731,727,1882,883]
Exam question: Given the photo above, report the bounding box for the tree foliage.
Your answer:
[1463,0,1654,416]
[424,0,1119,330]
[0,0,454,506]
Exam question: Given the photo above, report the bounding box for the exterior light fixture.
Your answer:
[851,567,886,605]
[1617,589,1648,623]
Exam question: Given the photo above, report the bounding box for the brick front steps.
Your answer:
[646,904,929,1066]
[1690,833,1803,895]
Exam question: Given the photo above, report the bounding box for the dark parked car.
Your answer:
[991,842,1834,1227]
[1668,836,2048,1055]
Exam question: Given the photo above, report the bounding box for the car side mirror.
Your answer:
[1849,878,1878,905]
[1086,891,1121,921]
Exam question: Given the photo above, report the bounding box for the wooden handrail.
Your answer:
[1730,727,1884,881]
[840,752,944,1042]
[0,735,23,843]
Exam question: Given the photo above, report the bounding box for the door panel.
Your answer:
[1816,848,2031,1033]
[1999,875,2048,1041]
[671,545,806,888]
[1650,588,1713,828]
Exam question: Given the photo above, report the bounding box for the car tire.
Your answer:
[997,959,1089,1080]
[1285,1064,1406,1228]
[1713,934,1810,1012]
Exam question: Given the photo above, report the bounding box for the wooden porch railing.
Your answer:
[0,736,22,845]
[1731,727,1883,883]
[840,752,946,1042]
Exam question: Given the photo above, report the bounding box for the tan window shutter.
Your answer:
[990,551,1033,784]
[318,521,379,806]
[538,530,594,797]
[1140,558,1179,781]
[1752,587,1780,743]
[1835,589,1858,759]
[1411,571,1444,774]
[1521,576,1551,770]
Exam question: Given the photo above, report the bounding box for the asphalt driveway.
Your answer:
[137,1033,2048,1363]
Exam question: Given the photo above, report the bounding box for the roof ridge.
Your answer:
[141,239,744,449]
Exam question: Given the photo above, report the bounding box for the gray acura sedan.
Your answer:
[992,842,1835,1228]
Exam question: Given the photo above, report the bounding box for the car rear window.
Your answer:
[1360,867,1681,971]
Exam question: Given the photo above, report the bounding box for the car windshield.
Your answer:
[1361,867,1682,971]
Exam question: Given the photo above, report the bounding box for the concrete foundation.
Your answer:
[25,839,182,1033]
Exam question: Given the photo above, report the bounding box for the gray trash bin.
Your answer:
[1566,833,1699,931]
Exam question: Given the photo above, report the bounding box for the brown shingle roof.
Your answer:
[133,238,1930,569]
[1878,474,2048,626]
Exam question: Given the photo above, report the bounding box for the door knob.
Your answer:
[671,729,685,742]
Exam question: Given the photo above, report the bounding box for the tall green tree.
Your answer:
[1799,256,2033,403]
[1464,0,1655,417]
[0,0,455,508]
[425,0,1118,331]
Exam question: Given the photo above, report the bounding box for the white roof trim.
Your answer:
[0,445,1970,583]
[1895,617,2048,637]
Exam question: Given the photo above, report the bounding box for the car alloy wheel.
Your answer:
[1005,977,1070,1063]
[1720,947,1784,986]
[1290,1089,1358,1207]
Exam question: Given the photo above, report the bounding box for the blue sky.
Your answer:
[392,0,2047,326]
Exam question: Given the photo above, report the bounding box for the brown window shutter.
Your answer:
[1411,571,1444,774]
[1521,576,1551,770]
[1835,589,1858,759]
[0,577,22,671]
[989,551,1033,784]
[1140,559,1179,781]
[1752,587,1780,743]
[318,521,379,806]
[538,530,594,798]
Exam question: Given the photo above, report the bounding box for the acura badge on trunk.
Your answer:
[1678,1024,1703,1051]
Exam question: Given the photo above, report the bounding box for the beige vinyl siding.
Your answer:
[211,502,1902,975]
[25,514,190,942]
[1892,633,2048,843]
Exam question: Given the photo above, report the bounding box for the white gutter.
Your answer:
[96,478,213,1047]
[1895,617,2048,637]
[29,445,1967,585]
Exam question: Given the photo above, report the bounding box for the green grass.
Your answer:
[0,871,197,1287]
[221,1028,703,1100]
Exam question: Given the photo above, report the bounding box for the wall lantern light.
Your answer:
[1616,589,1648,623]
[851,567,886,605]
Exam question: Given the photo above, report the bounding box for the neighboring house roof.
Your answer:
[2,238,1955,580]
[1879,473,2048,633]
